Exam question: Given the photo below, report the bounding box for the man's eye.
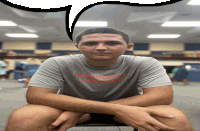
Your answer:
[84,42,97,45]
[82,41,121,45]
[106,41,121,45]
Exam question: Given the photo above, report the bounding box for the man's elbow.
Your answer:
[167,98,173,105]
[26,98,32,104]
[164,96,173,105]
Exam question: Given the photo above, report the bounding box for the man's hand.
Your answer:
[113,116,161,130]
[48,111,91,131]
[115,105,176,131]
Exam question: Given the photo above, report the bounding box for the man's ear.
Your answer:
[126,44,134,51]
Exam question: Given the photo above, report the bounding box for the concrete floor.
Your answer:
[0,80,200,131]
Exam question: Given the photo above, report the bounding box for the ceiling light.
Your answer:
[0,21,17,26]
[162,21,200,27]
[5,33,39,38]
[75,21,108,27]
[147,34,181,38]
[187,0,200,5]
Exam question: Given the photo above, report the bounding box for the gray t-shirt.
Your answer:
[28,54,172,102]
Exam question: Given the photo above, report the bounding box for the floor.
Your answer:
[0,79,200,131]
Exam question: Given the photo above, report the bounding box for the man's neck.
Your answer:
[86,58,119,67]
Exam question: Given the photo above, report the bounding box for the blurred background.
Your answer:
[0,0,200,131]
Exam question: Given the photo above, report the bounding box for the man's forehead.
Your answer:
[82,33,123,39]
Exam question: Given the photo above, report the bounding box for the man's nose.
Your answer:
[96,43,107,49]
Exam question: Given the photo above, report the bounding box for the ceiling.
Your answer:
[1,0,200,43]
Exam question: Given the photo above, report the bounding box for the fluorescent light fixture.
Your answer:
[187,0,200,5]
[0,21,17,26]
[162,21,200,27]
[5,33,39,38]
[147,34,181,38]
[75,21,108,27]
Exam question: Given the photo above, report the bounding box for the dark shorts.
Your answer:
[87,113,115,123]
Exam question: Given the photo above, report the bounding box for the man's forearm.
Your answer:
[27,91,170,116]
[27,93,123,116]
[108,93,172,107]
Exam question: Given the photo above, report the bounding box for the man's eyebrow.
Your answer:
[82,40,123,42]
[84,35,119,38]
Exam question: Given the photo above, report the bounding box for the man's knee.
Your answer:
[147,105,193,131]
[5,104,63,131]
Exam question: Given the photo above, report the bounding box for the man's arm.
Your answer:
[27,86,123,116]
[108,85,173,107]
[27,85,172,117]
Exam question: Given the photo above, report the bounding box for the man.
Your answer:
[4,28,193,131]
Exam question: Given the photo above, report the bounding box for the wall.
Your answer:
[0,41,200,67]
[1,41,200,81]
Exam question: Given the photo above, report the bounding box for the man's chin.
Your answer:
[91,57,112,61]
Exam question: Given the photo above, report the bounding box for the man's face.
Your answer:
[75,33,133,63]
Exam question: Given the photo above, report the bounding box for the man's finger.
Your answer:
[148,108,175,119]
[155,126,160,130]
[49,118,67,129]
[148,117,176,131]
[57,121,72,131]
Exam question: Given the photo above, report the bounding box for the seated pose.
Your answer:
[4,28,193,131]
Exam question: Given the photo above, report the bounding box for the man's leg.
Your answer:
[113,105,194,131]
[4,104,91,131]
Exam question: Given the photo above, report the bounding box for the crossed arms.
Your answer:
[26,85,173,115]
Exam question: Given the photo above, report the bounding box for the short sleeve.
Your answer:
[138,57,172,89]
[28,58,64,89]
